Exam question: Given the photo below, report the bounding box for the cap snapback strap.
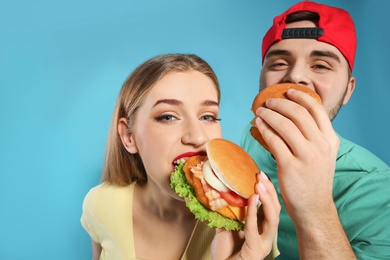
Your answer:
[282,27,324,39]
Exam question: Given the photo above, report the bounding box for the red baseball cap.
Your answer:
[262,1,357,71]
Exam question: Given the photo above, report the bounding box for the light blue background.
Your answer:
[1,0,389,259]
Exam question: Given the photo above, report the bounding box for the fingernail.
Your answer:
[288,88,296,94]
[260,171,269,181]
[256,117,263,125]
[256,106,265,114]
[254,193,259,205]
[265,98,274,105]
[258,182,267,193]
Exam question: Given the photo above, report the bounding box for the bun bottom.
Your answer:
[250,124,269,152]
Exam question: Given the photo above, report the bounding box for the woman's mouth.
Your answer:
[172,151,206,170]
[173,157,188,167]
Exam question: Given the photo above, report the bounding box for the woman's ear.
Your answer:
[118,118,138,154]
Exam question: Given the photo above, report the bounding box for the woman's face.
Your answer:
[128,70,222,197]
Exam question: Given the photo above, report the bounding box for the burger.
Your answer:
[250,83,322,151]
[170,138,261,231]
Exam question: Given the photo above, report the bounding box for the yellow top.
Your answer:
[81,182,278,259]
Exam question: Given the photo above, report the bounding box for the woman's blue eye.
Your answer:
[155,115,176,122]
[201,115,221,122]
[155,114,221,123]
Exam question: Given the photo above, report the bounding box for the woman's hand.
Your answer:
[211,172,280,260]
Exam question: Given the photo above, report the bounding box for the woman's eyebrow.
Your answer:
[202,100,219,107]
[153,99,182,107]
[153,99,219,107]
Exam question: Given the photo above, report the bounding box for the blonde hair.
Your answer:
[102,54,220,186]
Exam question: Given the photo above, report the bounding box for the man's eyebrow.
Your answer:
[265,49,291,59]
[265,49,342,64]
[310,50,341,63]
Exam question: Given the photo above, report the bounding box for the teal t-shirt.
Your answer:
[241,124,390,260]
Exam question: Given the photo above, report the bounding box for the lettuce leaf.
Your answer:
[170,163,244,231]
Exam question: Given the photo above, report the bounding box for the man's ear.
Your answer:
[118,118,138,154]
[342,76,356,105]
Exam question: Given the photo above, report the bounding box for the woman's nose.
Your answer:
[181,119,207,147]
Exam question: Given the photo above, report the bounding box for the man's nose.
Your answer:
[282,63,310,86]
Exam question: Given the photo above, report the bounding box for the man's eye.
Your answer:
[313,64,331,70]
[270,62,287,69]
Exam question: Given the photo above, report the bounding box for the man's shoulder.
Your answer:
[337,135,390,174]
[334,135,390,211]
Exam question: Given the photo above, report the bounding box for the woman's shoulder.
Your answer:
[81,182,137,256]
[83,182,136,212]
[92,182,135,194]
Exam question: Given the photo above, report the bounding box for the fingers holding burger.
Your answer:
[250,83,322,152]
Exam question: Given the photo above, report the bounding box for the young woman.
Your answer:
[81,53,280,260]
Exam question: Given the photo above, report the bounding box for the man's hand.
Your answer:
[255,89,356,259]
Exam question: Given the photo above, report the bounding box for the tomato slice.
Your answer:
[220,190,248,207]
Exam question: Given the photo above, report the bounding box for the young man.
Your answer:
[241,1,390,259]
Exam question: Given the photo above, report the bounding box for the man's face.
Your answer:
[260,20,355,120]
